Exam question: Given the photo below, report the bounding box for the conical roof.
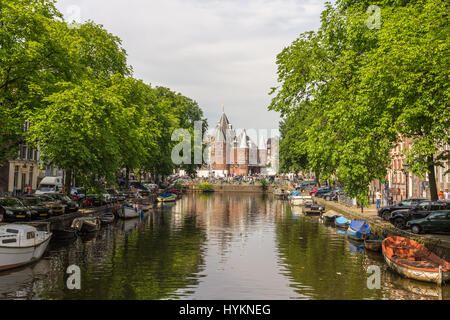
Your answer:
[258,137,267,149]
[239,129,248,148]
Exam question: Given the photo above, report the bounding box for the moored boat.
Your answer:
[364,234,384,252]
[321,210,340,223]
[157,193,177,202]
[71,217,101,233]
[304,202,325,215]
[118,204,141,219]
[335,216,350,229]
[382,236,450,285]
[365,239,383,252]
[346,220,371,241]
[0,224,52,271]
[273,188,287,199]
[290,195,313,206]
[100,212,115,225]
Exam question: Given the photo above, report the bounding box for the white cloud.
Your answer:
[56,0,326,130]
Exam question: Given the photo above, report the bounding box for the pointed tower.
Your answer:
[258,137,267,166]
[237,129,249,175]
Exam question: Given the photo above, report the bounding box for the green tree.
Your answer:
[270,0,449,203]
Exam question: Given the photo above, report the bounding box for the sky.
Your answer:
[55,0,327,132]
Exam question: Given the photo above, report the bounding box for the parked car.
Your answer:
[297,180,315,189]
[20,196,50,219]
[407,210,450,234]
[312,187,332,197]
[70,187,86,202]
[47,193,79,213]
[321,189,344,201]
[84,194,103,207]
[389,200,450,229]
[35,194,66,216]
[377,198,427,221]
[0,197,32,222]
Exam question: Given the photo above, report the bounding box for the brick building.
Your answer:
[206,111,275,177]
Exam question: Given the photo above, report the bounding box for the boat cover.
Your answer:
[160,193,175,198]
[335,216,349,225]
[349,220,371,234]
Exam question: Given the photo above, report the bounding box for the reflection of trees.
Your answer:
[35,213,206,299]
[275,205,385,299]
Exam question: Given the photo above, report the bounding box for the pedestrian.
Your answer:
[438,190,444,200]
[376,190,381,209]
[444,189,450,201]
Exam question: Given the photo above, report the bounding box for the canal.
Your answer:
[0,192,448,300]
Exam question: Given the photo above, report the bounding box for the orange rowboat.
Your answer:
[382,236,450,285]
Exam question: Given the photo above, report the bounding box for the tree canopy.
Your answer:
[1,0,207,192]
[270,0,449,203]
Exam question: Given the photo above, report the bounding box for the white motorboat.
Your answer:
[290,195,313,206]
[118,205,142,219]
[0,224,52,271]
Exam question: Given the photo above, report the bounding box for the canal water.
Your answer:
[0,192,448,300]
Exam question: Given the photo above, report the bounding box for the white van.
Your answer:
[35,176,64,194]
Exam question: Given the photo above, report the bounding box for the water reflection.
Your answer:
[0,192,448,300]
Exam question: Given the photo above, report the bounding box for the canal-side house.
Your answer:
[369,137,449,204]
[0,121,41,195]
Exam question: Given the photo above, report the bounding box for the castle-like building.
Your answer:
[204,111,277,177]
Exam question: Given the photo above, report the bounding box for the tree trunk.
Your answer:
[125,167,130,189]
[427,156,438,201]
[64,168,72,195]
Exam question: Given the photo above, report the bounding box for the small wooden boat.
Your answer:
[0,224,52,271]
[365,239,383,252]
[71,217,101,233]
[304,202,325,215]
[364,235,384,252]
[321,211,339,223]
[157,193,177,202]
[273,188,287,199]
[335,216,350,229]
[382,236,450,285]
[100,212,115,225]
[346,220,371,241]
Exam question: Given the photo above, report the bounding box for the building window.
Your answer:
[13,166,19,189]
[21,173,26,190]
[28,147,34,161]
[29,167,33,187]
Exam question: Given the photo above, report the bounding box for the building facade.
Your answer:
[205,111,277,177]
[0,122,41,195]
[370,137,449,204]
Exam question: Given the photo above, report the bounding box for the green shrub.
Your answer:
[195,182,214,191]
[259,178,268,191]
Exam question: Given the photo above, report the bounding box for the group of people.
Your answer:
[438,189,450,201]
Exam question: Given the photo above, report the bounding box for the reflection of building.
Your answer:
[205,110,277,177]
